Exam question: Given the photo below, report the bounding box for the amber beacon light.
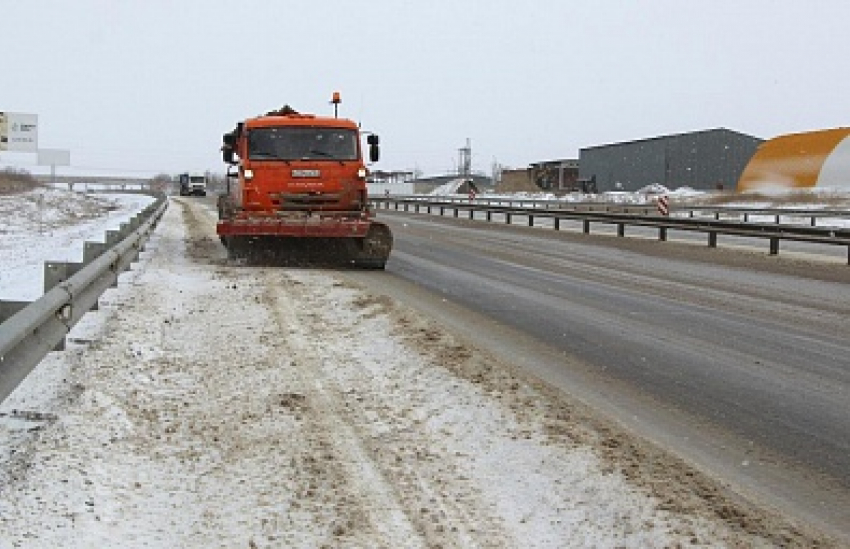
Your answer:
[331,91,341,118]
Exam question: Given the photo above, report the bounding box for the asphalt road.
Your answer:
[347,209,850,541]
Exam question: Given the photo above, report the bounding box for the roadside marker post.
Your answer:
[657,195,669,216]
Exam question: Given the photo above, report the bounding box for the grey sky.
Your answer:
[2,0,848,178]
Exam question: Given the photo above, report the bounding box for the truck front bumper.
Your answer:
[216,216,372,238]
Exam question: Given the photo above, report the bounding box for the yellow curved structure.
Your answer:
[737,128,850,192]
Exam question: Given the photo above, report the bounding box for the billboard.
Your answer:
[0,112,38,152]
[38,148,71,166]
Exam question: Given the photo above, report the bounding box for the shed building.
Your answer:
[497,168,538,193]
[579,128,763,192]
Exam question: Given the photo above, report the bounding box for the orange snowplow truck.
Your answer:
[217,97,392,268]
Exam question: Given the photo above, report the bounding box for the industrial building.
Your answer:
[578,128,763,192]
[497,161,596,194]
[527,159,578,191]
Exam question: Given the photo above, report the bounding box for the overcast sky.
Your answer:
[2,1,848,178]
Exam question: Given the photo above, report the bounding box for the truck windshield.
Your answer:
[248,127,358,161]
[189,176,205,184]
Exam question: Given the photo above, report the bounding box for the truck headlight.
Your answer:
[244,169,254,180]
[357,167,367,178]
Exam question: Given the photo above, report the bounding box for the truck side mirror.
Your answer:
[366,134,380,162]
[222,131,238,164]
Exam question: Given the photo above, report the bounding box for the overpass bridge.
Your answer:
[34,174,161,192]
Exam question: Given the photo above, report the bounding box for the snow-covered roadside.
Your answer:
[0,192,833,547]
[0,188,156,301]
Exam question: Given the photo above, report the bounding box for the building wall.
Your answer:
[367,181,416,196]
[579,129,762,192]
[529,159,579,192]
[496,168,538,193]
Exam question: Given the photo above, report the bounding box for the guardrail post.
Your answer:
[83,241,107,264]
[769,237,779,255]
[427,205,432,214]
[454,208,459,218]
[583,220,590,234]
[486,211,492,222]
[708,232,717,248]
[506,213,512,225]
[528,215,534,227]
[440,206,444,215]
[659,227,667,241]
[811,217,816,227]
[44,262,83,294]
[617,223,625,237]
[554,218,560,231]
[43,261,84,351]
[106,229,121,247]
[83,243,106,311]
[469,209,474,220]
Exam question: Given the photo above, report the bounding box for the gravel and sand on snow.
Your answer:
[0,191,834,547]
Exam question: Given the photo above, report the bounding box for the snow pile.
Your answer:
[428,178,468,195]
[635,183,669,195]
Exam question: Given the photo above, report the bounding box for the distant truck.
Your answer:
[178,173,207,196]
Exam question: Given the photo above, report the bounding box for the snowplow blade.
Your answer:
[221,221,392,269]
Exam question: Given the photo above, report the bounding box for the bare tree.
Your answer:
[149,173,173,194]
[0,167,39,195]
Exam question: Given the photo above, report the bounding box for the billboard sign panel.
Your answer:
[0,112,38,152]
[38,148,71,166]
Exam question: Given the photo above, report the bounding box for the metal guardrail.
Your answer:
[0,196,168,404]
[372,198,850,264]
[385,195,850,227]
